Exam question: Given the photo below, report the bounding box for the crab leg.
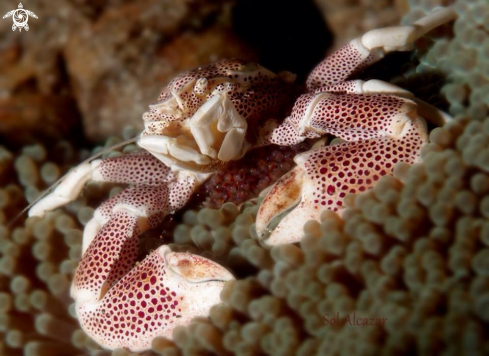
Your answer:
[313,80,453,127]
[268,92,422,145]
[28,149,209,254]
[306,7,456,90]
[72,183,234,351]
[265,77,451,147]
[315,79,414,96]
[29,151,177,218]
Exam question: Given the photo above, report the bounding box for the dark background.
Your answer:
[0,0,406,148]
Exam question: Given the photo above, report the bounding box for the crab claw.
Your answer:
[71,180,233,351]
[257,115,427,246]
[76,244,234,351]
[256,153,322,246]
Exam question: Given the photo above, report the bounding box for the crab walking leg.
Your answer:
[268,92,422,146]
[315,80,453,127]
[28,151,176,217]
[258,82,451,147]
[71,185,233,351]
[257,120,427,245]
[314,79,414,97]
[306,7,456,90]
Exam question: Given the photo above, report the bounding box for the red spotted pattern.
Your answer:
[100,185,171,225]
[78,250,184,349]
[98,151,175,186]
[306,42,378,91]
[69,10,449,347]
[74,211,140,295]
[74,185,172,294]
[269,93,416,146]
[316,80,362,94]
[145,59,293,142]
[268,95,313,146]
[168,175,199,212]
[308,94,415,141]
[73,180,206,350]
[299,119,426,214]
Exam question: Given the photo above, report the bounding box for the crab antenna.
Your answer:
[8,136,140,227]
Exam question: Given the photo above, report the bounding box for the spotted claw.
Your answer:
[256,153,322,246]
[257,117,427,246]
[74,244,234,351]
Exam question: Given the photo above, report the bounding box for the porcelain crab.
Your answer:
[28,7,456,351]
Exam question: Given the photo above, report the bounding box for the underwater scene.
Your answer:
[0,0,488,355]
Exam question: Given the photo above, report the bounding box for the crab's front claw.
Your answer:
[160,246,235,326]
[257,107,428,246]
[167,248,235,284]
[256,156,321,246]
[75,243,234,351]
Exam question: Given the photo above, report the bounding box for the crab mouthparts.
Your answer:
[138,134,212,169]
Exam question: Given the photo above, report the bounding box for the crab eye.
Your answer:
[193,78,209,95]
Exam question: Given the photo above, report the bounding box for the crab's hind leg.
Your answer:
[306,7,456,90]
[28,151,175,217]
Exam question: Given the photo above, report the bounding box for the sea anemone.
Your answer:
[1,0,488,355]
